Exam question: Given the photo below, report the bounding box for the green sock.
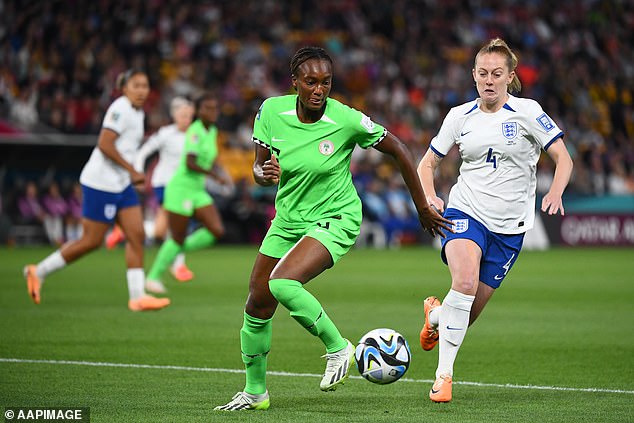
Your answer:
[147,238,181,280]
[183,228,215,252]
[268,278,346,353]
[241,312,272,395]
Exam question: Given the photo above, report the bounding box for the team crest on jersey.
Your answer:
[190,134,199,144]
[360,114,375,133]
[536,113,555,132]
[502,122,518,141]
[109,111,120,123]
[104,204,117,220]
[452,219,469,233]
[319,140,335,156]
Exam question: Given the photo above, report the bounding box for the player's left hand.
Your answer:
[418,205,453,238]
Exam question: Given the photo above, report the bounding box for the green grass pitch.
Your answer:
[1,246,632,422]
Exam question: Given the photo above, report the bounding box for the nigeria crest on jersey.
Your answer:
[319,140,334,156]
[502,122,517,140]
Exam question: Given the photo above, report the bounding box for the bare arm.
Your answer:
[97,128,144,185]
[374,132,452,237]
[541,138,573,215]
[417,148,445,212]
[252,144,280,186]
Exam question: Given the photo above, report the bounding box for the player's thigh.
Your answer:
[270,236,333,283]
[193,203,224,238]
[444,238,482,294]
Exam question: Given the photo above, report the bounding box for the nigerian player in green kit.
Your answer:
[215,47,451,411]
[145,92,230,294]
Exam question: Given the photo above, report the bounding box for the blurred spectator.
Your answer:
[41,181,67,245]
[16,181,44,225]
[65,182,83,241]
[1,1,633,246]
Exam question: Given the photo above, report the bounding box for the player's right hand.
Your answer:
[130,169,145,186]
[262,154,280,184]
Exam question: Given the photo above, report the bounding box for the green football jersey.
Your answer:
[169,119,218,190]
[253,95,386,227]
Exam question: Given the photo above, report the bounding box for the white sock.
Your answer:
[172,253,186,268]
[143,220,155,241]
[436,289,475,378]
[36,250,66,283]
[429,306,441,327]
[127,268,145,300]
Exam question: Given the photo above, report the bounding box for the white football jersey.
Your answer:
[80,96,145,192]
[430,95,563,234]
[134,124,186,187]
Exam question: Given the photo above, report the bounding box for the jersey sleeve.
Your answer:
[134,131,161,172]
[524,100,564,151]
[252,99,271,150]
[346,106,386,149]
[429,107,460,157]
[101,100,127,135]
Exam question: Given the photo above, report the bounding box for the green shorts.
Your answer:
[163,183,213,217]
[259,214,360,264]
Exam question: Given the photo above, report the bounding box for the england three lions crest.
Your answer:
[452,219,468,233]
[502,121,517,143]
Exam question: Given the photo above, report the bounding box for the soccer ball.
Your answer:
[355,328,411,384]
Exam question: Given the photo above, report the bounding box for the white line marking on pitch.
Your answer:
[1,357,632,395]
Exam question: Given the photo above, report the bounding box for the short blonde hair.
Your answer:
[475,38,522,94]
[169,96,193,118]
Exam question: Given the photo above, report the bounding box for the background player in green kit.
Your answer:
[145,92,230,294]
[215,47,451,411]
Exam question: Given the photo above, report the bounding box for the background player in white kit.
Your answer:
[417,38,573,402]
[106,96,197,285]
[23,69,171,312]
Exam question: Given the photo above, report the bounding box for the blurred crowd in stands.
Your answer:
[0,0,632,246]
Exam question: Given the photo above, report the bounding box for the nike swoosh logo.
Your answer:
[272,137,285,142]
[314,229,328,234]
[446,326,463,331]
[431,388,440,394]
[494,275,504,280]
[460,130,472,136]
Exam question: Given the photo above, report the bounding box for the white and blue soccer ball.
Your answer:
[355,328,411,385]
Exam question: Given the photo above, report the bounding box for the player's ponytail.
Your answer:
[476,38,522,94]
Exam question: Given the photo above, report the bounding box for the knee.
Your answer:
[125,227,145,247]
[451,275,479,295]
[213,223,225,239]
[245,291,277,320]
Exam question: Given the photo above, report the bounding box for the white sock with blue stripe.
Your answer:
[436,289,474,378]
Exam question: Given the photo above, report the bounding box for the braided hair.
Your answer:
[290,46,333,77]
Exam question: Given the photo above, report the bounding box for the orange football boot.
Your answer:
[171,264,194,282]
[128,295,171,312]
[429,374,452,402]
[419,296,441,351]
[106,225,125,249]
[23,265,41,304]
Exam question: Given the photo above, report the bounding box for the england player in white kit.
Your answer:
[123,97,195,286]
[24,70,170,312]
[417,39,573,402]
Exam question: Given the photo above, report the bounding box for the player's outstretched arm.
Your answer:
[373,132,452,237]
